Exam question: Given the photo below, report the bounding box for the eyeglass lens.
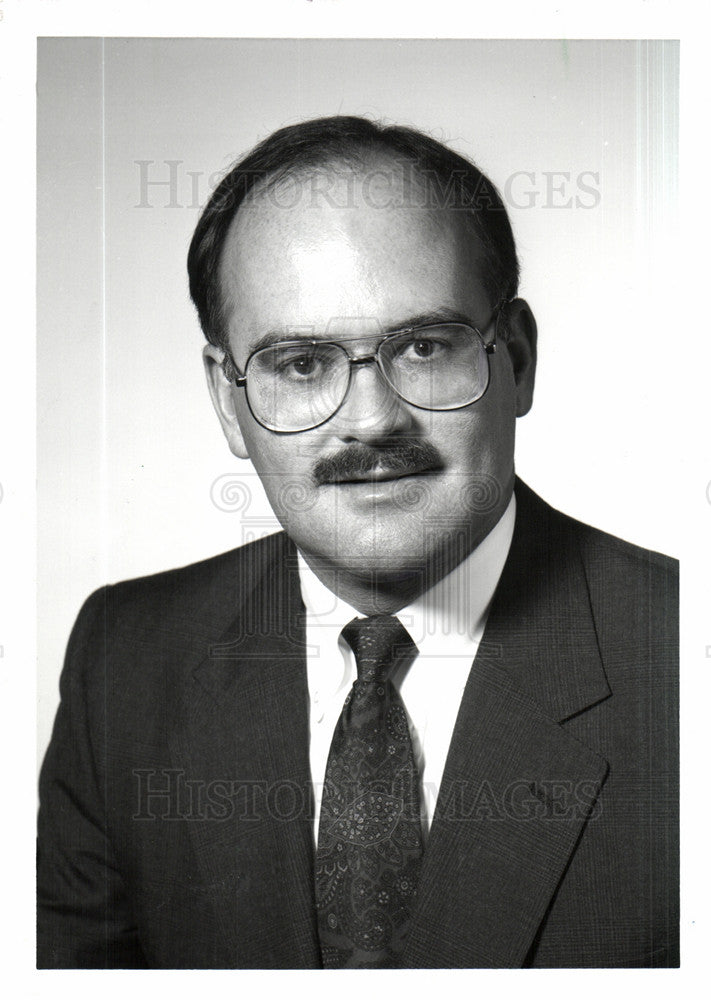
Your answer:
[245,324,489,432]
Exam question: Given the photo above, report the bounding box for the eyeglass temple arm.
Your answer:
[485,296,515,352]
[221,353,246,387]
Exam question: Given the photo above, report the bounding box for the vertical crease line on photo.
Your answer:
[101,38,109,584]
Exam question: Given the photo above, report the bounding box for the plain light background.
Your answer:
[36,37,679,765]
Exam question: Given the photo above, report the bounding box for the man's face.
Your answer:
[207,161,535,594]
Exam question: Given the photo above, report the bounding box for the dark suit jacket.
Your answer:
[37,480,679,968]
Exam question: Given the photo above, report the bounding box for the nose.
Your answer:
[329,357,413,441]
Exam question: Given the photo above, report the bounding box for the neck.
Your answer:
[301,566,435,617]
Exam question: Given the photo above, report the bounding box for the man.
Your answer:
[37,116,678,968]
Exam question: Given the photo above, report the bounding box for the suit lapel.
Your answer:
[404,481,611,968]
[169,534,321,969]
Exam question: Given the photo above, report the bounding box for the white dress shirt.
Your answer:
[298,492,516,844]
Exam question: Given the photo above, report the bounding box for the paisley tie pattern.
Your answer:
[314,614,423,968]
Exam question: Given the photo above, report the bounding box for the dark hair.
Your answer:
[187,115,519,350]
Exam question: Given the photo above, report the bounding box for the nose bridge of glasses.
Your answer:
[331,342,409,432]
[342,345,396,397]
[332,336,395,384]
[349,353,379,367]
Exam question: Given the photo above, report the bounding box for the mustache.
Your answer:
[312,441,443,486]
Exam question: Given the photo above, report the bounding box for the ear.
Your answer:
[501,298,537,417]
[202,344,250,460]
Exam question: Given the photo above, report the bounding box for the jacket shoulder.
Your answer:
[515,478,677,580]
[514,479,678,647]
[54,531,297,754]
[557,508,677,579]
[87,531,292,625]
[62,531,295,692]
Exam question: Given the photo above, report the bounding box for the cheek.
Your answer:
[461,361,517,450]
[432,386,517,504]
[437,397,514,463]
[236,419,320,521]
[235,396,295,473]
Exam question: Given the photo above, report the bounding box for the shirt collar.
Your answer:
[399,492,516,656]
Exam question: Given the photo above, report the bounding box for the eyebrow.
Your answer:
[244,309,477,356]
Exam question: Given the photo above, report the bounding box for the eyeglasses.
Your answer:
[222,306,505,433]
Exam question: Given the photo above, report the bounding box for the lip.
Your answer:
[324,465,439,486]
[322,469,441,508]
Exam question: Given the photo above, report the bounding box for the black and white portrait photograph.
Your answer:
[0,0,707,993]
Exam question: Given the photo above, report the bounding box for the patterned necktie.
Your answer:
[315,614,423,968]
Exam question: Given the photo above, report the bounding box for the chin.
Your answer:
[311,521,469,579]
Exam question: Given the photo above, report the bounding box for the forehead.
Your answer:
[218,158,488,347]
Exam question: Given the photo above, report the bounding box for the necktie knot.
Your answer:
[341,614,418,684]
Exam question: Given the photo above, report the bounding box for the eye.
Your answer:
[285,354,319,376]
[271,345,335,381]
[412,339,437,358]
[275,353,321,380]
[397,336,449,362]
